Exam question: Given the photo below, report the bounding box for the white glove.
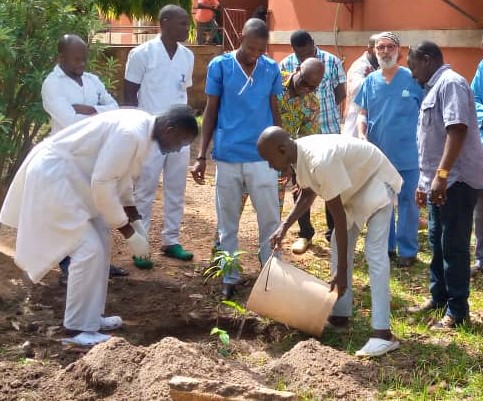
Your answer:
[131,219,148,239]
[126,232,150,258]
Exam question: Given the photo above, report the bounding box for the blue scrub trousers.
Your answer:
[388,168,419,258]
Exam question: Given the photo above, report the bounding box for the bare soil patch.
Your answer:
[0,142,381,400]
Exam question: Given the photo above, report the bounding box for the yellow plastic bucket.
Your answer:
[247,255,337,336]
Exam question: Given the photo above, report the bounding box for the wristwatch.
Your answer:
[436,168,449,179]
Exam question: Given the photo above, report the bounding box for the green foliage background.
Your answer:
[0,0,110,202]
[95,0,193,20]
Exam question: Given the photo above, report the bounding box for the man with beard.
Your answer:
[355,32,423,268]
[191,18,283,299]
[342,34,379,138]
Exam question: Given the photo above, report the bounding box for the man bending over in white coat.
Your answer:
[0,106,198,346]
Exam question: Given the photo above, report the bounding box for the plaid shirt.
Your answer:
[278,71,320,138]
[280,48,346,134]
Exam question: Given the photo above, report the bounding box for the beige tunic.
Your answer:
[295,135,403,230]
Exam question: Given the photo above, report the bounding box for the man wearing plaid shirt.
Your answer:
[280,29,346,244]
[278,58,324,254]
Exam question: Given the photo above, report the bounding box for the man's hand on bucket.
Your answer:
[330,272,347,299]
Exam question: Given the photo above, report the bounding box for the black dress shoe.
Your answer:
[397,256,417,268]
[221,283,236,300]
[109,264,129,278]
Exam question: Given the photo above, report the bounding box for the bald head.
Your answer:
[300,57,324,79]
[257,127,296,172]
[57,34,88,78]
[158,4,187,22]
[292,57,324,96]
[58,34,86,55]
[242,18,269,40]
[258,126,290,150]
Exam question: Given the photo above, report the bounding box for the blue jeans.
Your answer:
[389,168,419,257]
[428,182,477,321]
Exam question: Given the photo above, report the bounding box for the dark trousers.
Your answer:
[292,173,315,240]
[428,182,477,321]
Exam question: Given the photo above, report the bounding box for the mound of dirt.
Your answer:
[40,337,272,400]
[262,339,379,400]
[35,337,381,400]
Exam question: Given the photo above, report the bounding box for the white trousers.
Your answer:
[215,161,280,284]
[134,144,190,245]
[64,218,110,331]
[330,202,392,330]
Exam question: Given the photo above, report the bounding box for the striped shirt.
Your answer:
[280,48,346,135]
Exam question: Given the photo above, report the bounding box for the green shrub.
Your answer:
[0,0,107,203]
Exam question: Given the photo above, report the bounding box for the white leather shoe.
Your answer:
[291,238,311,254]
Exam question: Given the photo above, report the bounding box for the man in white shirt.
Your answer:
[41,34,118,134]
[342,35,379,138]
[42,34,122,284]
[124,5,195,266]
[0,107,199,346]
[258,126,401,357]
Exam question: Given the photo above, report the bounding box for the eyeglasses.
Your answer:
[375,44,398,52]
[299,73,319,91]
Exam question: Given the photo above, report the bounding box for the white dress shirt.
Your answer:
[41,64,118,134]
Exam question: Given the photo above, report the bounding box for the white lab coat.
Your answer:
[342,53,375,138]
[0,109,155,283]
[41,65,119,134]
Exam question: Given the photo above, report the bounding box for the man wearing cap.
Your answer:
[355,32,423,268]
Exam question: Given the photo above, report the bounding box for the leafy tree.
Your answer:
[0,0,110,203]
[95,0,192,20]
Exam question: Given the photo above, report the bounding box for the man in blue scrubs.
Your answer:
[470,35,483,276]
[192,18,283,299]
[355,32,423,268]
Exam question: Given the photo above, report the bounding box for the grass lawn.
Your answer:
[300,208,483,400]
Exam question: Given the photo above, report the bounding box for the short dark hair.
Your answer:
[158,4,186,23]
[290,30,313,48]
[158,105,198,136]
[412,40,444,63]
[242,18,269,40]
[58,34,86,54]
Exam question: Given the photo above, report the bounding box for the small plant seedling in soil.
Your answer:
[210,327,231,356]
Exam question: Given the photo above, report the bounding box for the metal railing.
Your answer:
[94,25,159,45]
[96,8,248,50]
[221,8,246,51]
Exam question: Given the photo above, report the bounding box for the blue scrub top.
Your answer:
[206,52,283,163]
[355,67,423,171]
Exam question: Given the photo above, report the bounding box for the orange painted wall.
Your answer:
[269,0,482,31]
[268,0,482,82]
